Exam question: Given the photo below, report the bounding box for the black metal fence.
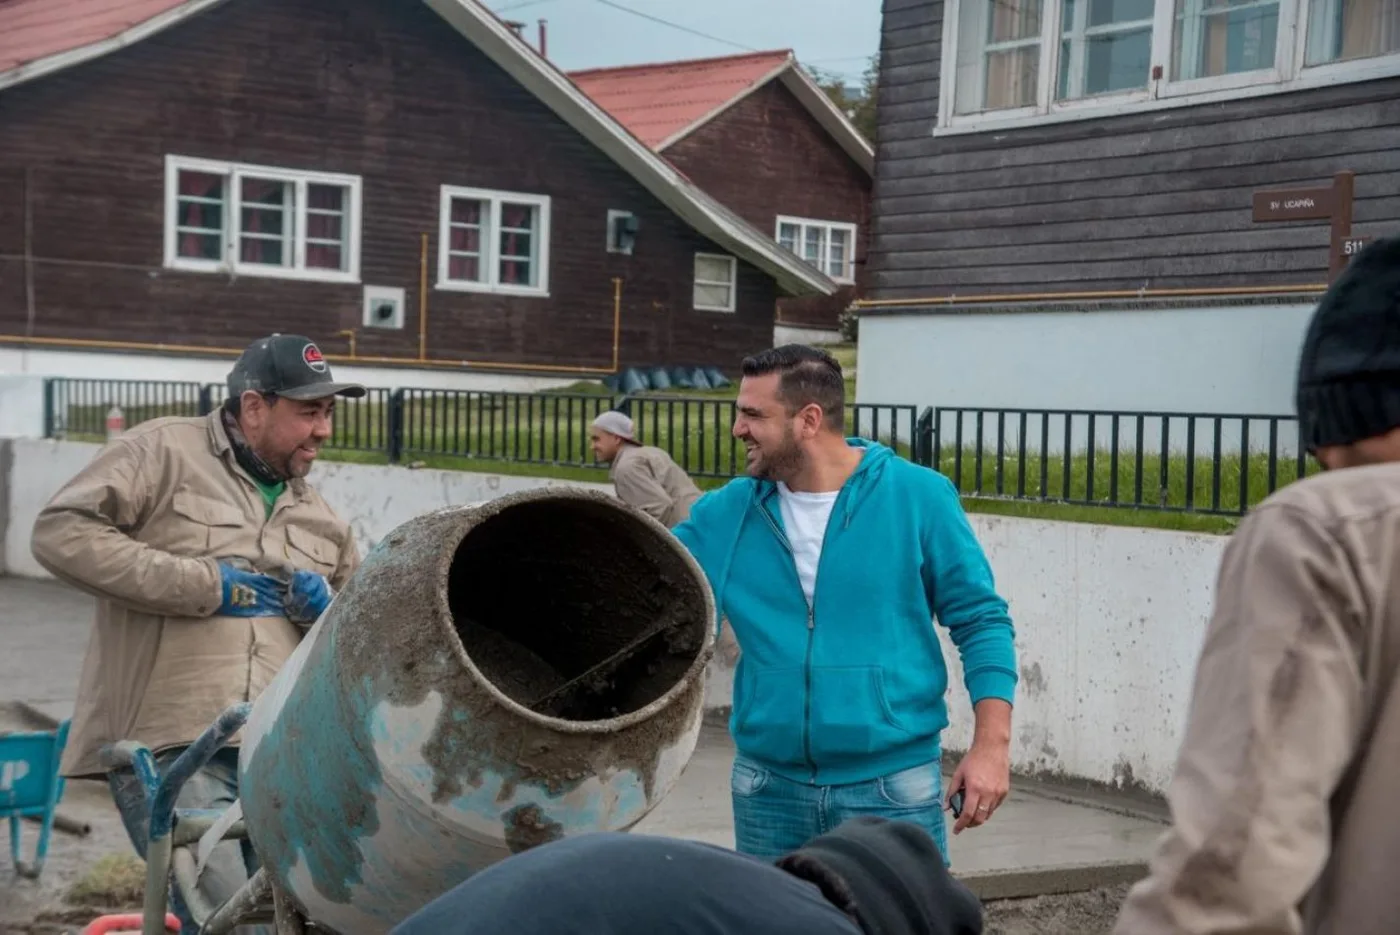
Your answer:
[929,407,1308,515]
[41,379,1309,514]
[42,378,921,480]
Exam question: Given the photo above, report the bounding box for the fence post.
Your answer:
[387,389,405,463]
[43,378,58,438]
[198,384,215,416]
[915,407,934,467]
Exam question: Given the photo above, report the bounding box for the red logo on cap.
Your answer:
[303,343,327,373]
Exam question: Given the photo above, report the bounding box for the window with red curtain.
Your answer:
[447,197,486,282]
[498,202,536,287]
[175,170,226,260]
[239,176,291,266]
[306,184,348,271]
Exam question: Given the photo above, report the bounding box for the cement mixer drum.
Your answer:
[235,488,716,933]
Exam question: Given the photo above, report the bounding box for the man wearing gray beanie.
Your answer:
[1112,236,1400,935]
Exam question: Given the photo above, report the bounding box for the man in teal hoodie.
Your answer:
[672,344,1017,862]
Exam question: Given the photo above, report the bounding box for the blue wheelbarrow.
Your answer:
[1,718,71,879]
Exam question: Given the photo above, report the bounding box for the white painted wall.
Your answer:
[3,438,1228,794]
[858,303,1313,416]
[774,323,843,346]
[0,376,46,439]
[0,347,585,394]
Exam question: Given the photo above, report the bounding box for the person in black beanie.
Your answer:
[389,816,983,935]
[1295,234,1400,465]
[1113,235,1400,935]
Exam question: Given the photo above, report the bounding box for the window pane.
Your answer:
[695,255,732,283]
[239,177,292,267]
[985,46,1041,107]
[778,222,800,252]
[1058,0,1154,98]
[694,283,732,308]
[1089,0,1155,26]
[1172,0,1279,80]
[990,0,1044,42]
[955,0,1044,113]
[446,197,486,283]
[306,245,343,271]
[175,170,226,261]
[803,226,826,264]
[829,229,851,279]
[498,202,538,287]
[449,255,480,281]
[305,183,348,271]
[1306,0,1400,65]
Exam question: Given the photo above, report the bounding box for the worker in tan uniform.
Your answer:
[1113,236,1400,935]
[590,410,701,527]
[31,334,363,934]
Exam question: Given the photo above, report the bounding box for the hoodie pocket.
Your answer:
[732,666,807,767]
[808,666,914,764]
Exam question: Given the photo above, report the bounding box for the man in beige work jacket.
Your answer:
[590,410,701,528]
[31,333,363,933]
[1112,236,1400,935]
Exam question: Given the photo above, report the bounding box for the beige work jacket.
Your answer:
[609,444,702,528]
[30,410,359,778]
[1113,462,1400,935]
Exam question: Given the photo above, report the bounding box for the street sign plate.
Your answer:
[1252,187,1334,222]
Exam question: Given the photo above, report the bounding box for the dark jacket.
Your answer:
[390,832,861,935]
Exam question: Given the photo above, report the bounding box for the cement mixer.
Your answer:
[99,487,717,935]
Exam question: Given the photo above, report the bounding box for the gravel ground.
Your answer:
[984,883,1132,934]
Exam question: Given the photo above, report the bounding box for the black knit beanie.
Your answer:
[1295,235,1400,450]
[775,817,983,935]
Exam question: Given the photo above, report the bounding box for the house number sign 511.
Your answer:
[1251,171,1361,283]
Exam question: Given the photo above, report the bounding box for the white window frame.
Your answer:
[436,185,551,298]
[936,0,1400,136]
[775,215,859,285]
[163,155,362,283]
[693,253,738,313]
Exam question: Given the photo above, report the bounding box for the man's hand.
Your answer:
[217,563,285,617]
[284,570,333,624]
[946,698,1012,834]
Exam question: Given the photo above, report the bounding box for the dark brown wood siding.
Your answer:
[870,0,1400,301]
[0,0,776,373]
[663,79,871,332]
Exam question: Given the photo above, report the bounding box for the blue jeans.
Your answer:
[730,753,950,865]
[108,747,269,935]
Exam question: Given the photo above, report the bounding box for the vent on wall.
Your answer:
[363,286,405,330]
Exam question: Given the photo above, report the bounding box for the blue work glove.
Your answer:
[284,569,333,624]
[216,564,285,617]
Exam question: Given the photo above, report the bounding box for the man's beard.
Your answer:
[748,429,804,483]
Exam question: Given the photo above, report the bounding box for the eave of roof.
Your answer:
[0,0,837,299]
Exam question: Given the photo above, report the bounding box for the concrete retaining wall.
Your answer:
[1,438,1226,795]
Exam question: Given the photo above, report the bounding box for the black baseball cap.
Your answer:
[227,334,366,401]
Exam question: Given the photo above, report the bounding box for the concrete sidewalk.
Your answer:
[2,575,1166,895]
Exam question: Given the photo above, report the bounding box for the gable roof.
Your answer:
[569,50,874,175]
[0,0,836,299]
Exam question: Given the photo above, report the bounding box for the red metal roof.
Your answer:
[0,0,192,75]
[570,50,792,150]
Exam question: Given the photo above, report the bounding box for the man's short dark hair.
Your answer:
[741,344,846,431]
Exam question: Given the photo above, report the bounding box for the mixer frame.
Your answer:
[101,703,307,935]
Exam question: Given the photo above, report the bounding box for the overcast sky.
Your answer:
[482,0,882,81]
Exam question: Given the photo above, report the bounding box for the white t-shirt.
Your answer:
[776,483,840,607]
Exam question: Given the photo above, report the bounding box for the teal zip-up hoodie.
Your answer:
[673,440,1017,786]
